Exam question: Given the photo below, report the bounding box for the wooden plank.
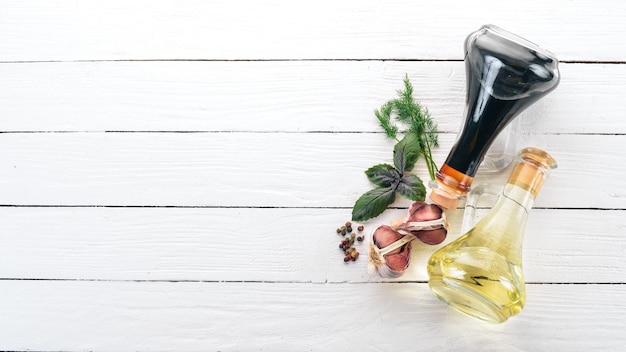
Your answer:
[1,0,625,62]
[0,280,624,350]
[1,61,624,134]
[0,133,623,209]
[1,1,622,350]
[1,207,623,283]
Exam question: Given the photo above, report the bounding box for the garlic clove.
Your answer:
[395,201,449,245]
[407,202,444,222]
[412,227,448,245]
[368,225,413,278]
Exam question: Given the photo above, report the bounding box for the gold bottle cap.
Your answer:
[429,188,460,210]
[428,165,472,210]
[509,147,557,195]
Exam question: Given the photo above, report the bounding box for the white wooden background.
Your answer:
[1,0,625,351]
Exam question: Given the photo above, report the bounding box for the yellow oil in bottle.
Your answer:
[427,147,557,323]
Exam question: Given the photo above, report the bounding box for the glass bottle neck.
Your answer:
[493,147,556,214]
[500,183,536,212]
[506,150,553,198]
[430,147,556,210]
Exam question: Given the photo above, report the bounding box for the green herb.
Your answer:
[351,75,439,222]
[376,75,439,179]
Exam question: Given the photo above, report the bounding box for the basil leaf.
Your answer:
[351,187,397,222]
[365,164,401,187]
[393,132,421,174]
[396,174,426,201]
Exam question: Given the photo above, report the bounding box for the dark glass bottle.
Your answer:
[429,25,560,209]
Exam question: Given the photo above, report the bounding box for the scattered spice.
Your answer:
[334,221,365,263]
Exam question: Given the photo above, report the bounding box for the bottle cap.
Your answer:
[509,147,557,195]
[429,187,460,210]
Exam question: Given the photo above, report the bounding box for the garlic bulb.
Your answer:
[368,225,413,278]
[368,201,449,278]
[394,201,448,245]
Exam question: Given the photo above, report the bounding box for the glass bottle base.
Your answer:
[427,246,525,324]
[429,278,509,323]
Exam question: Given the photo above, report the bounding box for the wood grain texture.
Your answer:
[1,0,625,62]
[2,0,625,350]
[0,133,624,208]
[0,280,624,351]
[1,207,624,283]
[1,61,625,133]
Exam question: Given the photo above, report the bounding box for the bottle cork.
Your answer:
[508,147,557,196]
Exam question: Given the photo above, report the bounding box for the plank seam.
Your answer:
[0,278,623,285]
[1,131,624,136]
[0,59,624,64]
[0,205,623,211]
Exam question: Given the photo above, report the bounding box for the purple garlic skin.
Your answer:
[395,201,448,245]
[407,202,443,222]
[368,202,448,278]
[369,225,412,277]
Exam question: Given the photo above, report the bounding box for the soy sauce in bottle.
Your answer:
[429,25,560,209]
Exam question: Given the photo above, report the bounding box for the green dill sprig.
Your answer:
[352,74,440,222]
[376,75,439,180]
[374,101,398,139]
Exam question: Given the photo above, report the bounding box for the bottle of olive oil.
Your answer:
[427,147,557,323]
